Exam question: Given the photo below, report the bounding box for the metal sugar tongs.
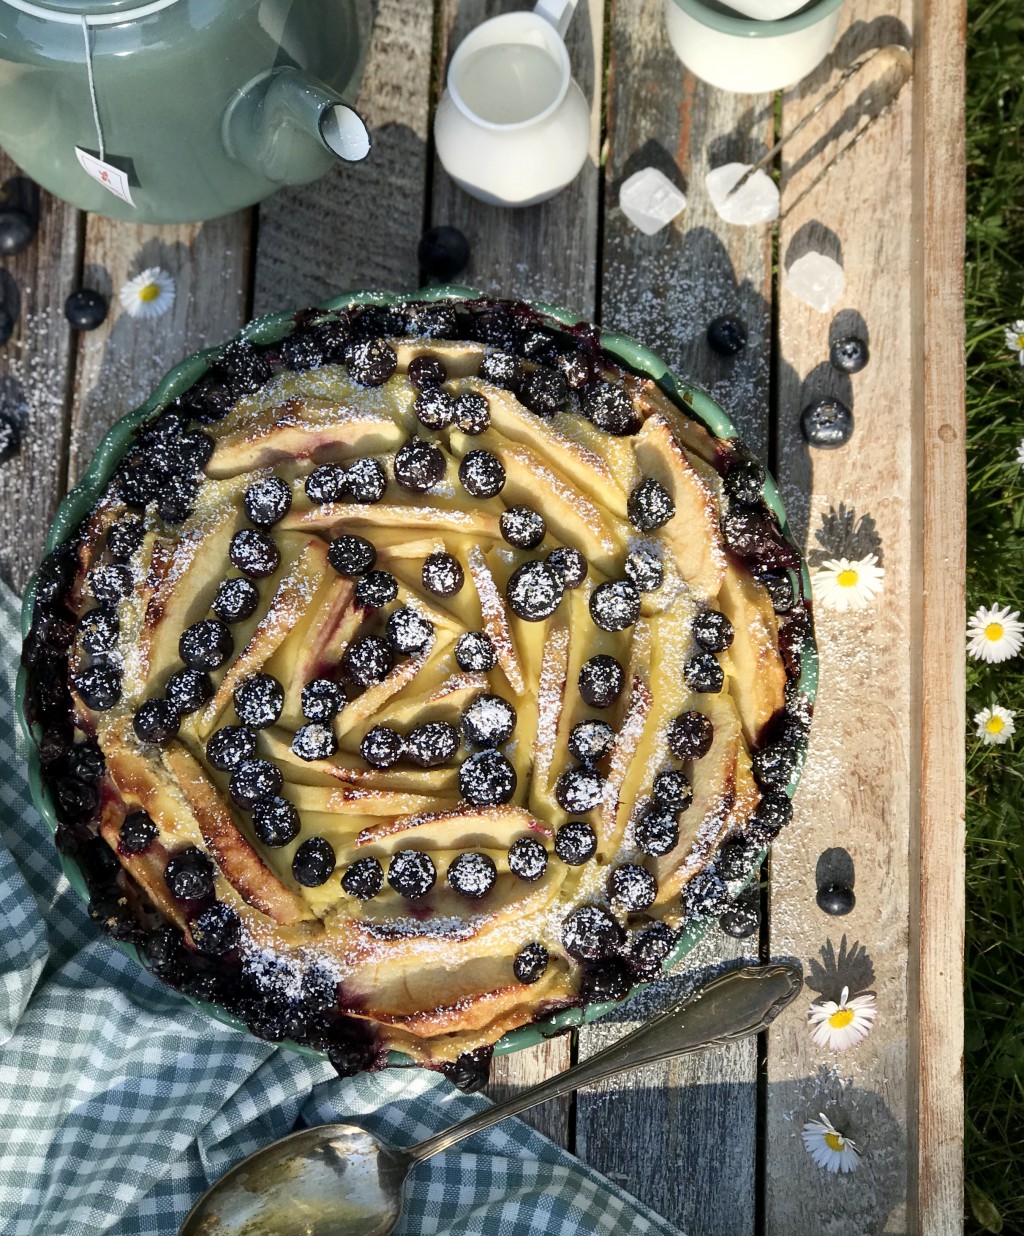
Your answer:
[726,44,914,219]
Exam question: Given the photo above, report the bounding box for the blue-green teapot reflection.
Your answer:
[0,0,373,223]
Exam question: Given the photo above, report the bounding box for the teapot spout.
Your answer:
[224,67,371,186]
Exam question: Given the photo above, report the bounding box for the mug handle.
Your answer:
[533,0,578,38]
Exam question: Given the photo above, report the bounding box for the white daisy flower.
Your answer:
[966,604,1024,663]
[801,1113,861,1173]
[119,267,176,319]
[811,554,884,613]
[1004,319,1024,364]
[1016,439,1024,468]
[807,985,877,1051]
[974,705,1015,746]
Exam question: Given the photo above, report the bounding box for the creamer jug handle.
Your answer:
[533,0,578,38]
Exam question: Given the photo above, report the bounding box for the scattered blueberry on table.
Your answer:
[800,397,854,449]
[0,176,39,256]
[829,335,870,374]
[816,882,856,916]
[706,314,748,356]
[417,225,471,281]
[65,288,108,331]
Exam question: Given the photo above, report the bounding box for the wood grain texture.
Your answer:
[909,0,966,1229]
[66,213,251,487]
[766,4,920,1233]
[574,0,773,1228]
[0,156,81,591]
[252,0,434,314]
[430,0,606,1146]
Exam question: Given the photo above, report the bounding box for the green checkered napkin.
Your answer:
[0,582,683,1236]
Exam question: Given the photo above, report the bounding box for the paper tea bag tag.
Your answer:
[74,148,135,206]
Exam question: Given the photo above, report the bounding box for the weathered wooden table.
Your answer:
[0,0,966,1231]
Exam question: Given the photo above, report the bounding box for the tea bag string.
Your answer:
[80,15,106,161]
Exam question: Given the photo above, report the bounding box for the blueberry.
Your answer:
[119,809,157,855]
[360,724,403,768]
[750,789,794,838]
[292,836,337,887]
[64,742,104,782]
[506,560,563,621]
[233,673,284,729]
[190,901,241,955]
[447,851,497,898]
[554,820,596,865]
[692,608,734,652]
[345,457,388,504]
[816,882,855,916]
[546,546,587,588]
[385,607,434,655]
[89,563,132,607]
[652,769,692,810]
[554,767,605,814]
[706,314,748,356]
[500,505,546,550]
[590,580,640,632]
[251,796,301,847]
[580,958,632,1003]
[165,846,214,901]
[442,1045,493,1094]
[608,864,657,912]
[761,572,796,613]
[395,439,446,492]
[568,719,614,764]
[405,720,460,767]
[244,476,292,527]
[79,607,119,656]
[518,327,560,363]
[716,838,760,881]
[387,849,436,898]
[355,570,398,608]
[719,897,760,939]
[305,464,349,504]
[624,543,664,593]
[165,667,213,715]
[561,905,623,962]
[459,749,517,806]
[117,454,161,509]
[229,758,283,808]
[55,776,99,821]
[723,457,766,505]
[341,856,384,900]
[453,392,490,434]
[635,805,679,857]
[216,338,271,393]
[682,872,729,919]
[578,655,625,709]
[667,710,714,760]
[513,942,549,983]
[229,528,280,579]
[417,226,471,281]
[751,742,797,790]
[0,409,20,459]
[421,551,464,596]
[106,516,145,563]
[455,631,495,672]
[630,922,678,977]
[414,386,456,430]
[518,367,567,417]
[684,652,724,694]
[462,694,516,747]
[408,354,448,389]
[0,190,36,256]
[800,397,854,449]
[627,478,675,531]
[479,350,522,388]
[580,382,641,436]
[301,678,344,722]
[206,725,257,771]
[341,636,394,687]
[65,289,108,331]
[212,577,259,624]
[348,338,397,387]
[458,449,505,498]
[508,836,548,882]
[291,722,338,762]
[830,335,869,374]
[328,534,377,577]
[133,699,180,744]
[179,619,233,670]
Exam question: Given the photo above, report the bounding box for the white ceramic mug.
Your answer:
[433,1,591,207]
[664,0,844,94]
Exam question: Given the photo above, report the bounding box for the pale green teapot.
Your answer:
[0,0,373,223]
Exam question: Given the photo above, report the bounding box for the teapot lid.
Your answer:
[1,0,182,24]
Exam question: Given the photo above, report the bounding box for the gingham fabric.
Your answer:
[0,582,682,1236]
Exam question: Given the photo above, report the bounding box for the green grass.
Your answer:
[964,2,1024,1232]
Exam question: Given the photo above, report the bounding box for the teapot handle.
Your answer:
[533,0,578,39]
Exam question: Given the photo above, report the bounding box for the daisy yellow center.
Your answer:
[828,1008,855,1029]
[138,283,161,302]
[836,568,859,588]
[824,1132,845,1152]
[986,715,1005,735]
[1017,334,1024,348]
[984,622,1004,642]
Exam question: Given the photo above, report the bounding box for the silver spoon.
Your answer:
[179,961,801,1236]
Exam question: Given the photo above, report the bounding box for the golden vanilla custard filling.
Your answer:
[41,304,804,1072]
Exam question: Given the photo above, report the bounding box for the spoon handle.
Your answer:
[407,961,801,1164]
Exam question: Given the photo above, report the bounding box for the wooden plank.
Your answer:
[0,158,81,592]
[252,0,435,315]
[765,3,921,1232]
[430,0,605,1147]
[909,0,966,1229]
[574,0,773,1227]
[65,213,251,487]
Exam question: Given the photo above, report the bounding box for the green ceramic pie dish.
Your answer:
[16,284,817,1065]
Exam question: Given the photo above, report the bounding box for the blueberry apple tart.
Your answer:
[22,295,813,1084]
